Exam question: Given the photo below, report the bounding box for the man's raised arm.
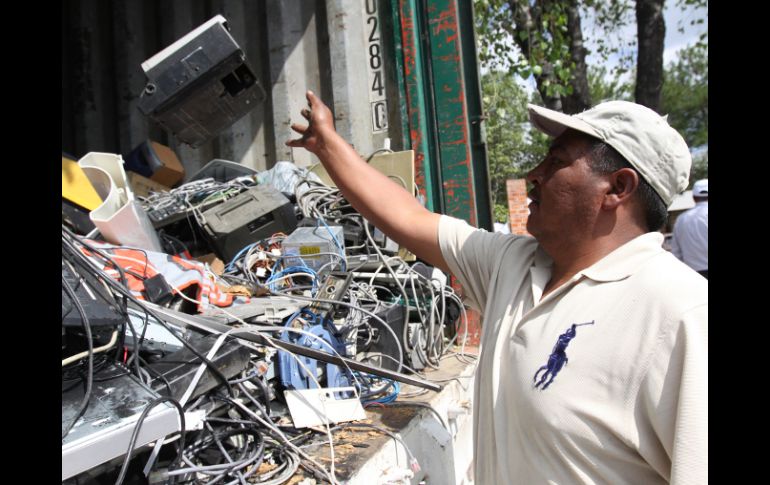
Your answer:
[286,91,448,273]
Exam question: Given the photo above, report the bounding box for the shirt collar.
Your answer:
[533,244,553,269]
[580,232,664,282]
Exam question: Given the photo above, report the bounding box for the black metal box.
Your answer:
[138,15,266,147]
[201,185,298,262]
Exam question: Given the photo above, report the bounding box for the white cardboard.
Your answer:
[284,387,366,428]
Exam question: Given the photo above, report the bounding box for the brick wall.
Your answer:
[506,178,530,236]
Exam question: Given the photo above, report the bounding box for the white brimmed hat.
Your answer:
[528,101,691,206]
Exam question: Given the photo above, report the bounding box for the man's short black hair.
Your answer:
[587,140,669,232]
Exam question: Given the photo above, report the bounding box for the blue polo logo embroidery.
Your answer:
[533,321,595,390]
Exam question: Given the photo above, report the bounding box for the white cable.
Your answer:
[180,329,234,406]
[61,330,119,366]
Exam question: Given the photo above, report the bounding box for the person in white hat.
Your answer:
[287,92,707,484]
[671,179,708,278]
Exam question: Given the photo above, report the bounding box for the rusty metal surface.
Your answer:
[457,0,492,231]
[426,0,477,225]
[397,0,438,211]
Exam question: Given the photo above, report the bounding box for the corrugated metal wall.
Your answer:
[61,0,489,229]
[62,0,336,175]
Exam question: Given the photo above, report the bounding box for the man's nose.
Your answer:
[526,162,543,184]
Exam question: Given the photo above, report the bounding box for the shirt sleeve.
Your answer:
[438,215,519,312]
[637,303,708,484]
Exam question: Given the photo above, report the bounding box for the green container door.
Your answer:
[390,0,491,230]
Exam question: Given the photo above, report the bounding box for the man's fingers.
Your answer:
[285,138,304,147]
[290,91,322,149]
[290,123,308,134]
[287,122,311,147]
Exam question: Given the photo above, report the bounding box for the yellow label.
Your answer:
[299,246,321,256]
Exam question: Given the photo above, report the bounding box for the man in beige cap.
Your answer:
[287,92,707,484]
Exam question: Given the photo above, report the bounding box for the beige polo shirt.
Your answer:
[438,215,707,484]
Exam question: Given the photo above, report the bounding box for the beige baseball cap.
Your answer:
[528,101,691,206]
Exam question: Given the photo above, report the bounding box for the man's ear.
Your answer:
[602,168,639,210]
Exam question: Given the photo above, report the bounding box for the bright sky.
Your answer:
[583,1,708,75]
[661,2,708,65]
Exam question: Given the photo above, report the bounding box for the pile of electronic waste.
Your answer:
[62,157,469,484]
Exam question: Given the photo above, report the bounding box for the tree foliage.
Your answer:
[661,41,708,185]
[475,0,591,113]
[588,65,633,104]
[661,42,708,148]
[474,0,707,111]
[581,0,636,77]
[482,71,549,222]
[476,0,572,94]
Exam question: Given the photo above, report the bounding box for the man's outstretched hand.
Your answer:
[282,90,446,272]
[285,90,335,155]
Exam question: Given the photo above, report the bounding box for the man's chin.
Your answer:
[525,218,538,236]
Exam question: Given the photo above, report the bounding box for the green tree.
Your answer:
[661,41,708,186]
[661,43,708,148]
[588,65,633,104]
[474,0,706,114]
[475,0,592,113]
[482,71,549,223]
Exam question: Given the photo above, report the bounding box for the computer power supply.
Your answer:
[281,225,346,272]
